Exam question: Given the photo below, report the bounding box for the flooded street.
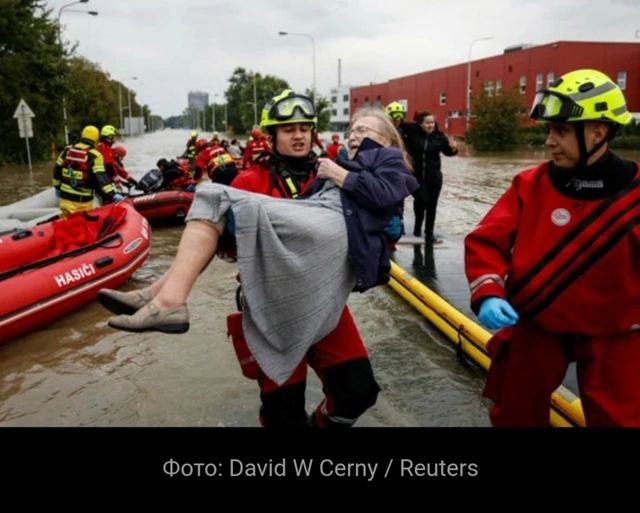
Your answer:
[1,130,637,427]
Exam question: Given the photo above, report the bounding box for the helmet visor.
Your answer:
[530,91,583,121]
[270,95,316,122]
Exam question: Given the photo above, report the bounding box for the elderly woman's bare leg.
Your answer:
[106,220,221,333]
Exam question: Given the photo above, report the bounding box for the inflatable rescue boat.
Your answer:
[0,202,151,344]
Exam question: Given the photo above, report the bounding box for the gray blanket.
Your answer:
[186,182,355,385]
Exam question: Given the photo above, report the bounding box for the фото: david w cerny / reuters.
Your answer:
[163,457,480,480]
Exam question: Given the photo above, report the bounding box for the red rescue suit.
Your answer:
[97,141,116,180]
[326,142,342,161]
[241,138,271,168]
[465,160,640,426]
[227,158,380,427]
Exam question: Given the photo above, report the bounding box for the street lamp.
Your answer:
[466,36,493,133]
[211,93,219,132]
[127,77,138,136]
[224,102,228,135]
[253,74,258,127]
[245,75,258,128]
[57,0,98,145]
[278,31,316,100]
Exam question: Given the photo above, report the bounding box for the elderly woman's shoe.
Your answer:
[98,287,153,315]
[108,301,190,334]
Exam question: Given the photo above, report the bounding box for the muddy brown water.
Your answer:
[1,130,637,426]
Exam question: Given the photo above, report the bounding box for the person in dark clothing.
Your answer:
[156,158,196,190]
[405,112,458,242]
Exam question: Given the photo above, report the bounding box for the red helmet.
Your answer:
[250,128,263,140]
[112,145,127,159]
[209,147,225,158]
[195,138,210,153]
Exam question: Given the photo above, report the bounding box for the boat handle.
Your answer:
[11,229,33,240]
[95,256,114,268]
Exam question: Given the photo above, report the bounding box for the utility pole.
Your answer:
[253,74,258,128]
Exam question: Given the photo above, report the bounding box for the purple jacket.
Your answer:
[309,142,419,291]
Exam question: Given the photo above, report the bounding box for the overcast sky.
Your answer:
[46,0,639,118]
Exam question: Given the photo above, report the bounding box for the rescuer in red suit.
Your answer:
[99,90,382,428]
[464,69,640,427]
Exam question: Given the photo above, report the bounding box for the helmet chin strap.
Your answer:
[574,121,610,169]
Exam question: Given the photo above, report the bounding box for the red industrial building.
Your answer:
[350,41,640,137]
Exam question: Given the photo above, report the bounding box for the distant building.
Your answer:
[188,91,209,111]
[328,85,351,132]
[350,41,640,137]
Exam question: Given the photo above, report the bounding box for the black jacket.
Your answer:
[405,125,457,182]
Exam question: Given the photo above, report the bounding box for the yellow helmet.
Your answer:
[530,69,632,125]
[101,124,118,137]
[191,130,198,138]
[385,101,406,121]
[80,125,100,143]
[260,89,317,129]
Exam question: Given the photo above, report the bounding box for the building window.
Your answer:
[496,80,503,96]
[508,65,513,73]
[332,109,337,116]
[536,73,543,91]
[519,75,527,94]
[618,71,627,90]
[484,81,495,97]
[439,91,447,105]
[331,96,337,104]
[547,72,555,86]
[343,94,349,102]
[343,108,349,115]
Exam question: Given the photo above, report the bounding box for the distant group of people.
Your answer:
[80,67,638,428]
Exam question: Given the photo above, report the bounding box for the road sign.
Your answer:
[18,117,33,138]
[13,99,35,139]
[13,99,35,118]
[13,99,35,171]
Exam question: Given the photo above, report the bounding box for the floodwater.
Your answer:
[1,130,637,427]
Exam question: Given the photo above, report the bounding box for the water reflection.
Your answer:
[412,244,437,282]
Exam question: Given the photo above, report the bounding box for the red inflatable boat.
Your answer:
[0,202,151,344]
[129,190,194,223]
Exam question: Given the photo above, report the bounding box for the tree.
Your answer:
[0,0,66,163]
[308,89,330,132]
[467,88,525,151]
[225,68,289,134]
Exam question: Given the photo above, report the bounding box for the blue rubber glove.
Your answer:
[113,193,125,202]
[478,297,519,329]
[54,188,61,198]
[383,215,404,242]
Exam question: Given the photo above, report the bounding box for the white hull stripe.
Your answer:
[0,246,150,329]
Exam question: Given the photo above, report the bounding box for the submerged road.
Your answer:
[1,130,636,426]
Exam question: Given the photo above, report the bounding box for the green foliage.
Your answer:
[306,88,330,132]
[0,0,66,163]
[0,1,146,164]
[65,57,134,138]
[618,118,640,137]
[467,88,525,152]
[164,116,184,129]
[609,135,640,150]
[519,125,548,146]
[223,68,289,135]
